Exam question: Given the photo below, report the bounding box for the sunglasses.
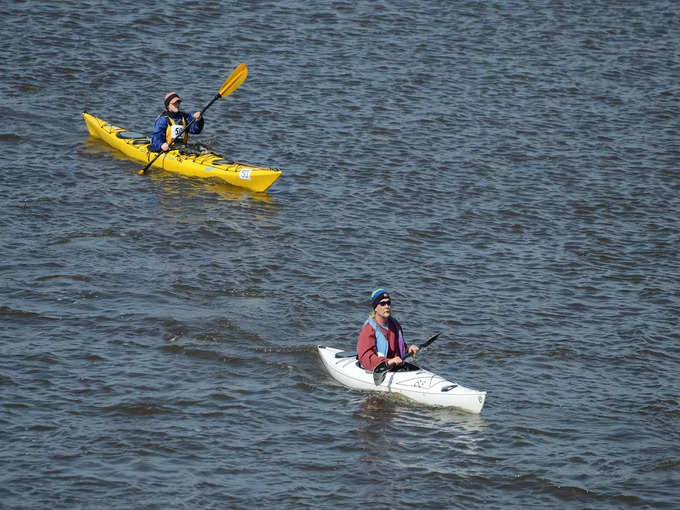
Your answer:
[377,300,391,306]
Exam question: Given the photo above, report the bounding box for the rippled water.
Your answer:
[2,1,679,508]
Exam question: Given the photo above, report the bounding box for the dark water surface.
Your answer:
[2,1,679,508]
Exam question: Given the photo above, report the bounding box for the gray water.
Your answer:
[1,1,679,508]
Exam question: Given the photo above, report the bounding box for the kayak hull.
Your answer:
[318,346,486,414]
[83,112,281,192]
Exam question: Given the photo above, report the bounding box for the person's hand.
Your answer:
[386,356,403,367]
[161,142,170,152]
[193,111,202,121]
[408,344,420,358]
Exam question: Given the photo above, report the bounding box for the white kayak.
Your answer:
[318,346,487,414]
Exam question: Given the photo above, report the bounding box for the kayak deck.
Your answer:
[318,346,486,414]
[83,111,281,192]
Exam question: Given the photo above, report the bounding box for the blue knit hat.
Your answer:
[370,288,390,308]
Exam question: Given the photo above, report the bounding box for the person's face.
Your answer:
[168,99,181,112]
[374,297,391,320]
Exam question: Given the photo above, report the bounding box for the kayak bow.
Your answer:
[83,112,282,192]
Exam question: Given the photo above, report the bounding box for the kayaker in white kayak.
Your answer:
[151,92,204,152]
[356,288,419,371]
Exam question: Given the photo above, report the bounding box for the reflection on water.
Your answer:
[199,180,277,204]
[151,173,278,205]
[352,393,490,472]
[354,393,488,433]
[353,395,399,466]
[428,406,488,432]
[354,394,399,425]
[82,135,277,204]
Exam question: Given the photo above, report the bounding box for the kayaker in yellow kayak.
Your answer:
[151,92,204,152]
[356,288,419,371]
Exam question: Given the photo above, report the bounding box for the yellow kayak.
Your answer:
[83,111,282,192]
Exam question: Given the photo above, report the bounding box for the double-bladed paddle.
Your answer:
[138,62,248,175]
[373,332,441,385]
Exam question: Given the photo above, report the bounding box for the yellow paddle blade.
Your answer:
[218,63,248,98]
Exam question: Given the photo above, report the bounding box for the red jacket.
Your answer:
[357,319,401,371]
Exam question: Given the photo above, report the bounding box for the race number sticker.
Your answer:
[239,168,251,180]
[170,124,184,139]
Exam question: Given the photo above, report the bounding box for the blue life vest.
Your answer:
[365,317,406,359]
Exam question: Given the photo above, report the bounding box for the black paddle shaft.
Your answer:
[140,93,220,174]
[372,332,441,385]
[171,93,220,142]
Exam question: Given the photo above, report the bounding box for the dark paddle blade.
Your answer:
[417,332,441,352]
[373,361,390,385]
